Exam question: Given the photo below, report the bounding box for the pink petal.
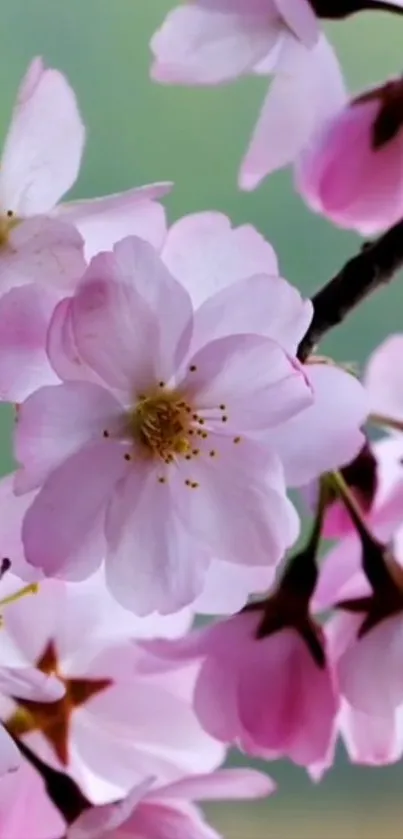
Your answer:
[191,273,312,355]
[194,558,274,615]
[174,436,299,567]
[364,334,403,423]
[0,58,85,214]
[68,781,153,839]
[151,1,280,85]
[47,298,102,384]
[238,629,338,765]
[0,576,64,664]
[337,614,403,715]
[2,216,86,296]
[340,701,403,766]
[297,98,403,235]
[21,441,127,578]
[265,363,368,486]
[0,476,42,582]
[15,381,123,493]
[161,211,278,308]
[105,463,210,615]
[240,34,346,189]
[126,800,220,839]
[0,665,64,703]
[57,183,172,260]
[72,238,192,390]
[183,333,312,430]
[0,756,65,838]
[158,768,275,801]
[275,0,319,47]
[0,285,58,403]
[313,535,364,612]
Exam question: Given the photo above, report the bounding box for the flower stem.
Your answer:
[329,470,392,591]
[297,218,403,361]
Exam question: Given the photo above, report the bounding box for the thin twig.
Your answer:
[297,218,403,362]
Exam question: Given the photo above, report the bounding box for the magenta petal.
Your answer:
[22,441,127,578]
[238,629,338,765]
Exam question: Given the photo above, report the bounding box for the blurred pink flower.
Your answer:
[0,57,170,403]
[69,769,274,839]
[0,570,223,803]
[150,1,347,189]
[296,77,403,234]
[0,758,65,839]
[144,608,338,769]
[14,235,314,614]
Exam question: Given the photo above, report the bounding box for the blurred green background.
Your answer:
[1,1,403,836]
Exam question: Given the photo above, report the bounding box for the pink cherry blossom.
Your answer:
[312,441,403,761]
[0,569,223,804]
[0,576,66,777]
[14,235,316,614]
[69,769,274,839]
[150,1,347,189]
[296,77,403,234]
[0,58,171,403]
[145,608,338,769]
[162,212,368,485]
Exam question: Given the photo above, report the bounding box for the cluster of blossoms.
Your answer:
[0,1,403,837]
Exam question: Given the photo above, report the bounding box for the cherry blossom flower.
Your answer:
[0,569,223,803]
[314,440,403,763]
[150,1,347,189]
[296,76,403,234]
[13,235,317,613]
[159,211,369,488]
[143,606,338,769]
[0,57,170,403]
[0,577,66,777]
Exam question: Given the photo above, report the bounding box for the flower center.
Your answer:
[0,210,19,249]
[129,388,194,463]
[5,641,111,765]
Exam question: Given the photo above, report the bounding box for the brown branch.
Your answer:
[297,218,403,362]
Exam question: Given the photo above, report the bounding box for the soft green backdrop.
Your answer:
[1,2,402,836]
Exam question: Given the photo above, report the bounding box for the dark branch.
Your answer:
[11,736,90,825]
[297,218,403,362]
